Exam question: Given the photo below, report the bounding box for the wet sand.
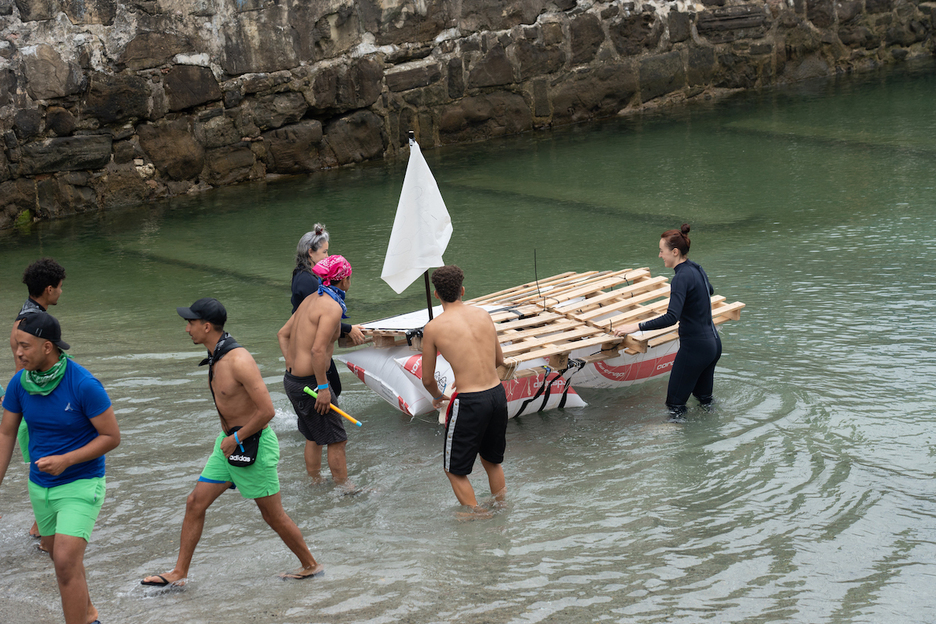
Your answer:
[0,596,60,624]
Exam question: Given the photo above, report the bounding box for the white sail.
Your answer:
[380,139,453,294]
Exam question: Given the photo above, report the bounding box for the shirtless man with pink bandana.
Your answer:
[278,255,353,487]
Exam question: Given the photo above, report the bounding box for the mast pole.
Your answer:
[408,130,435,322]
[424,270,434,321]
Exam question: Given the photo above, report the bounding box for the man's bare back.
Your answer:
[423,303,503,394]
[420,266,508,512]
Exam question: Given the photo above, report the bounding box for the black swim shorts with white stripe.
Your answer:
[443,384,507,476]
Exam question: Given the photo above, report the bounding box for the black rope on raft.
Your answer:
[514,366,551,419]
[486,305,527,320]
[513,357,587,417]
[405,328,423,347]
[556,358,586,409]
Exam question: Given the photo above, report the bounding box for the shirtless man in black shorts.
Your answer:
[279,256,353,487]
[421,265,508,512]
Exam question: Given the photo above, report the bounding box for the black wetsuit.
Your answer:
[290,269,349,396]
[639,260,721,416]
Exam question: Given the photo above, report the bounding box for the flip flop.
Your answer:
[140,574,181,587]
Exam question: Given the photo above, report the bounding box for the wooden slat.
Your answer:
[554,274,665,314]
[509,333,629,361]
[485,271,607,306]
[498,318,581,343]
[507,271,622,306]
[467,271,581,305]
[531,269,636,304]
[591,300,672,329]
[501,325,604,357]
[713,301,745,321]
[572,285,671,322]
[494,311,565,332]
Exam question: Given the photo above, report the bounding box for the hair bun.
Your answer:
[680,223,691,236]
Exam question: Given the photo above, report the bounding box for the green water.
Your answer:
[1,60,935,623]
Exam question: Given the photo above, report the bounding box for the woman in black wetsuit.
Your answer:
[615,224,721,419]
[285,224,365,396]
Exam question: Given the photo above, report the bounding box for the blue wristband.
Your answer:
[317,383,329,390]
[433,395,444,401]
[234,431,244,452]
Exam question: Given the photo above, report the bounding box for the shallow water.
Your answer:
[1,61,935,623]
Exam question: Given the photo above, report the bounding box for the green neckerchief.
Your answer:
[20,352,71,396]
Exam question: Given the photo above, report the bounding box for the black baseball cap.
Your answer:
[177,297,227,327]
[17,312,70,350]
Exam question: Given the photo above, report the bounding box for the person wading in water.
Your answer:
[421,265,508,516]
[615,224,722,421]
[141,298,323,587]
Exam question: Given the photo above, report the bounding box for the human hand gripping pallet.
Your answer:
[335,268,744,419]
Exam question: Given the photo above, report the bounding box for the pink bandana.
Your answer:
[313,255,352,286]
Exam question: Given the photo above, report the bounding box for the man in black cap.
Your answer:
[0,312,120,624]
[141,298,322,587]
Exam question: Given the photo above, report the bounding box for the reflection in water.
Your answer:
[1,62,935,623]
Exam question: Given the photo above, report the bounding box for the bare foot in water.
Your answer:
[456,506,494,521]
[337,481,365,496]
[279,563,325,579]
[29,521,40,538]
[140,571,187,587]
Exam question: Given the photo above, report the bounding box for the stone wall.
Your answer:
[0,0,933,228]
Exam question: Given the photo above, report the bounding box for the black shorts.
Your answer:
[283,371,347,446]
[443,384,508,476]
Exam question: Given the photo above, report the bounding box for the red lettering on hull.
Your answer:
[594,354,676,382]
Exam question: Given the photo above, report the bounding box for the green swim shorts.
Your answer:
[28,477,106,541]
[18,419,29,464]
[199,428,281,499]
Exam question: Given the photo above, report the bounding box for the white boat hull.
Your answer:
[337,346,587,420]
[336,338,678,421]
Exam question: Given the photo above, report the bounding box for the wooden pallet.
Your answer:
[359,269,745,378]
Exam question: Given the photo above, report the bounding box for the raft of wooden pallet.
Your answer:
[362,268,744,380]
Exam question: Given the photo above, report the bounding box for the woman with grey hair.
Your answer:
[285,224,365,398]
[291,224,331,313]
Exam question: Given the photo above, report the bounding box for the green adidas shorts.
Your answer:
[199,428,281,499]
[28,477,106,541]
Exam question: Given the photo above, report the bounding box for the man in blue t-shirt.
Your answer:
[0,312,120,624]
[10,257,66,548]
